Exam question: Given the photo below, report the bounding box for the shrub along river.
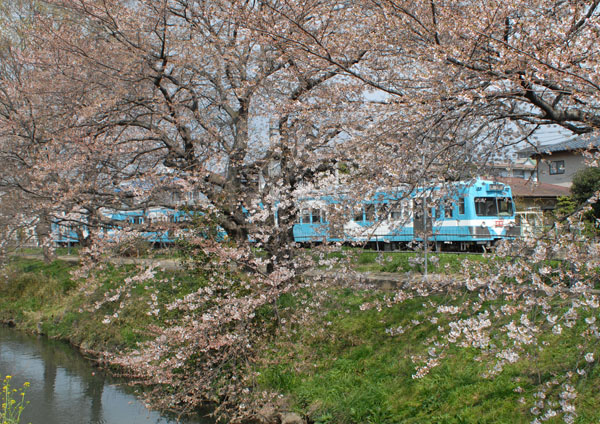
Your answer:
[0,326,214,424]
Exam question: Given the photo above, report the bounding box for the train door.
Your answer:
[413,197,432,235]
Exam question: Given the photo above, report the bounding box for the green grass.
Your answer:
[0,257,210,351]
[312,248,489,273]
[3,254,599,423]
[254,287,600,423]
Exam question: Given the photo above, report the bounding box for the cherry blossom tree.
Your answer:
[2,0,600,421]
[0,0,385,414]
[258,2,600,422]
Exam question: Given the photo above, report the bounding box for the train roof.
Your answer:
[297,179,512,202]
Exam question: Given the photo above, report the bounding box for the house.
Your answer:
[518,136,600,187]
[487,157,537,181]
[495,177,571,211]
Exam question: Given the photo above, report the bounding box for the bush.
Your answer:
[113,237,151,257]
[0,375,29,424]
[571,166,600,219]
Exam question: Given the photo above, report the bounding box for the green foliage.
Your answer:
[337,162,351,174]
[555,196,577,217]
[571,166,600,219]
[260,365,299,392]
[0,375,29,424]
[357,251,378,264]
[4,251,599,423]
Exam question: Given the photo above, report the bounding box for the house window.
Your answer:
[549,160,565,175]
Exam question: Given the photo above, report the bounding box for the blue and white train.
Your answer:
[52,207,210,247]
[293,179,519,251]
[52,179,519,251]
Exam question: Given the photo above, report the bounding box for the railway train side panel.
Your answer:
[292,179,517,249]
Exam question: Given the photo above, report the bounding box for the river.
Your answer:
[0,326,214,424]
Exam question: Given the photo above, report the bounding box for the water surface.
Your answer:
[0,326,213,424]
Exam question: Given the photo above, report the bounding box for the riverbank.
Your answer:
[1,255,600,423]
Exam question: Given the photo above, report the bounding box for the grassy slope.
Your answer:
[1,254,599,423]
[0,257,207,352]
[255,288,600,423]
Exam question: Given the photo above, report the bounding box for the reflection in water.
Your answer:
[0,327,213,424]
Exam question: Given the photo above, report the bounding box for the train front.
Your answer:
[467,180,519,244]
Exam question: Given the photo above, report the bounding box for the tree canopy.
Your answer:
[2,0,600,256]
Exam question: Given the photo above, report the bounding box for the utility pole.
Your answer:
[422,154,428,280]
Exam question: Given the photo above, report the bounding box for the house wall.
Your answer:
[500,168,536,180]
[515,196,559,212]
[536,152,587,187]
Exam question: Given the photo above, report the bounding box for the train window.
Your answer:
[311,209,322,223]
[365,204,376,222]
[475,197,514,217]
[414,198,432,219]
[475,197,496,216]
[354,208,364,222]
[441,198,453,219]
[301,209,311,224]
[497,197,514,216]
[455,197,465,215]
[413,198,423,217]
[475,197,513,216]
[390,207,403,220]
[404,200,412,219]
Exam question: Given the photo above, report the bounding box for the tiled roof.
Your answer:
[519,136,600,156]
[496,177,571,198]
[489,157,536,170]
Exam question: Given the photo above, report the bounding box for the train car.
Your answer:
[52,179,516,251]
[52,207,226,246]
[52,211,89,247]
[52,222,83,247]
[293,179,518,251]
